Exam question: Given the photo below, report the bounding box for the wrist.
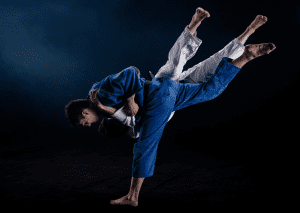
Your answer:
[127,94,135,102]
[101,104,117,116]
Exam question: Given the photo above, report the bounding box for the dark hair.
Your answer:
[98,118,130,138]
[65,99,98,127]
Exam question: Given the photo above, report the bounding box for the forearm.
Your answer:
[127,93,136,103]
[101,94,137,119]
[99,104,117,116]
[123,93,139,117]
[90,88,137,118]
[99,94,135,116]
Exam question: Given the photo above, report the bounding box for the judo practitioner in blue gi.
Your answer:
[65,7,276,207]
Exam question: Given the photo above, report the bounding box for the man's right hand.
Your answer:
[123,98,139,116]
[89,88,102,109]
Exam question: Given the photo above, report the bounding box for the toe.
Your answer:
[270,43,276,50]
[195,7,210,19]
[266,43,276,54]
[263,16,268,22]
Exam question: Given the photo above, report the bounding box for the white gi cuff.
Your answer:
[110,105,136,127]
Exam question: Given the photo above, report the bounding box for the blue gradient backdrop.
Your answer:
[0,0,299,152]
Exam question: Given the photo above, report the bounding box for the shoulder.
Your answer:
[127,66,140,78]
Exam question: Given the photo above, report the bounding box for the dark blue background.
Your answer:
[0,0,299,208]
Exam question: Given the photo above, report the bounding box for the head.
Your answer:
[65,99,100,127]
[98,118,130,138]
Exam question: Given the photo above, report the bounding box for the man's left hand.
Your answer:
[89,89,102,109]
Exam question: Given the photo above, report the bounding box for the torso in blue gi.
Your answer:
[87,67,146,127]
[86,67,178,178]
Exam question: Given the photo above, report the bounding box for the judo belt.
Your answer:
[126,80,151,139]
[141,79,181,113]
[144,80,151,106]
[136,80,151,120]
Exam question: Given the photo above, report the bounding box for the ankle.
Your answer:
[231,53,251,68]
[246,27,255,34]
[237,28,253,45]
[188,23,200,35]
[127,192,138,201]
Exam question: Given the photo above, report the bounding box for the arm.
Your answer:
[89,88,117,116]
[101,103,118,116]
[123,94,139,116]
[88,67,141,118]
[89,88,138,118]
[127,93,135,102]
[95,67,142,108]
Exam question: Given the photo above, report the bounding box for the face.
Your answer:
[78,108,100,127]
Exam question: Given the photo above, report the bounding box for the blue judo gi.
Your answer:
[87,56,241,178]
[114,25,245,139]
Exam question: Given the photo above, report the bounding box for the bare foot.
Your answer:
[244,43,276,60]
[110,194,138,207]
[192,7,210,23]
[188,7,210,35]
[248,15,268,33]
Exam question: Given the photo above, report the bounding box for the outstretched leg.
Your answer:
[173,42,276,113]
[153,7,210,122]
[179,15,268,84]
[237,15,268,45]
[154,7,210,81]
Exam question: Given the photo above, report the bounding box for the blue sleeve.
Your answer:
[97,67,143,107]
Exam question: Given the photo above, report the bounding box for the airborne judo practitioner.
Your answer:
[65,7,276,207]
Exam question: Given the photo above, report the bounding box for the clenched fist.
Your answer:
[88,89,117,116]
[89,88,101,108]
[123,95,139,116]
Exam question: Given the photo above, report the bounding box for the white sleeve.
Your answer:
[110,106,136,127]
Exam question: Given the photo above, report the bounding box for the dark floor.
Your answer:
[0,124,285,211]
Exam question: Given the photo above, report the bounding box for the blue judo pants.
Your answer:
[132,25,243,177]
